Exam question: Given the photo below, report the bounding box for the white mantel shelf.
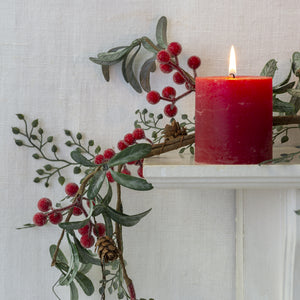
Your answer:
[144,146,300,189]
[144,146,299,300]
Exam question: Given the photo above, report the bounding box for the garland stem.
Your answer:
[115,164,136,300]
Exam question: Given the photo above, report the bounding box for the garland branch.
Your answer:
[273,115,300,126]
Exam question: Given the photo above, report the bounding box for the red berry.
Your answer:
[118,140,128,151]
[93,223,106,237]
[167,42,182,56]
[80,234,95,248]
[37,197,52,212]
[164,104,178,117]
[137,166,144,178]
[159,63,173,73]
[132,128,145,140]
[157,50,170,64]
[121,167,131,175]
[185,82,193,90]
[65,182,79,197]
[173,72,185,84]
[127,160,137,165]
[72,206,83,216]
[49,212,63,225]
[33,212,47,226]
[94,154,105,164]
[106,171,114,183]
[103,148,115,160]
[187,56,201,69]
[78,224,90,235]
[124,133,136,145]
[162,86,176,99]
[146,91,160,105]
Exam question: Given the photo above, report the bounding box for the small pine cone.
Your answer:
[95,236,119,263]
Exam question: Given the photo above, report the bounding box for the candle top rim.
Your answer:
[196,76,272,80]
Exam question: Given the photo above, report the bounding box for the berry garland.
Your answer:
[13,16,300,300]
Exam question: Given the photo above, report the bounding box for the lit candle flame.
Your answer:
[229,45,236,77]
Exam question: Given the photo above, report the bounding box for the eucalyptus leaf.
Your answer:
[141,37,159,54]
[292,52,300,76]
[56,262,94,296]
[73,236,102,266]
[288,89,300,97]
[260,59,278,77]
[273,67,292,89]
[111,169,153,190]
[273,97,294,114]
[92,204,105,217]
[125,45,143,93]
[78,263,93,275]
[290,80,300,113]
[90,47,131,66]
[105,206,151,227]
[140,56,156,92]
[87,170,106,199]
[101,47,127,81]
[75,271,95,296]
[60,234,80,286]
[121,52,129,83]
[103,182,113,205]
[102,65,110,82]
[273,81,295,94]
[71,151,96,167]
[49,244,68,264]
[59,218,90,231]
[70,282,79,300]
[108,143,152,167]
[103,213,113,237]
[156,16,168,49]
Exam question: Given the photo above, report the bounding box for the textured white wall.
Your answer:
[0,0,299,299]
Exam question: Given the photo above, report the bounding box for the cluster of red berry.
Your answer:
[78,222,106,248]
[32,128,151,248]
[33,183,80,227]
[32,182,106,248]
[94,148,116,182]
[107,127,148,178]
[146,42,201,117]
[94,128,147,180]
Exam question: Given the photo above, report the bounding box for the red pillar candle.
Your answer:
[195,76,273,164]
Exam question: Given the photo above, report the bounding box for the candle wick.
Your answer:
[229,73,236,78]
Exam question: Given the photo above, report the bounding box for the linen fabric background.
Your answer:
[1,0,300,299]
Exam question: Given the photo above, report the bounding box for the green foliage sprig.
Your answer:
[90,16,168,93]
[261,52,300,116]
[260,52,300,146]
[12,114,102,187]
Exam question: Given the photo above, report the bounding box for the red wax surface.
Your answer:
[195,76,273,164]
